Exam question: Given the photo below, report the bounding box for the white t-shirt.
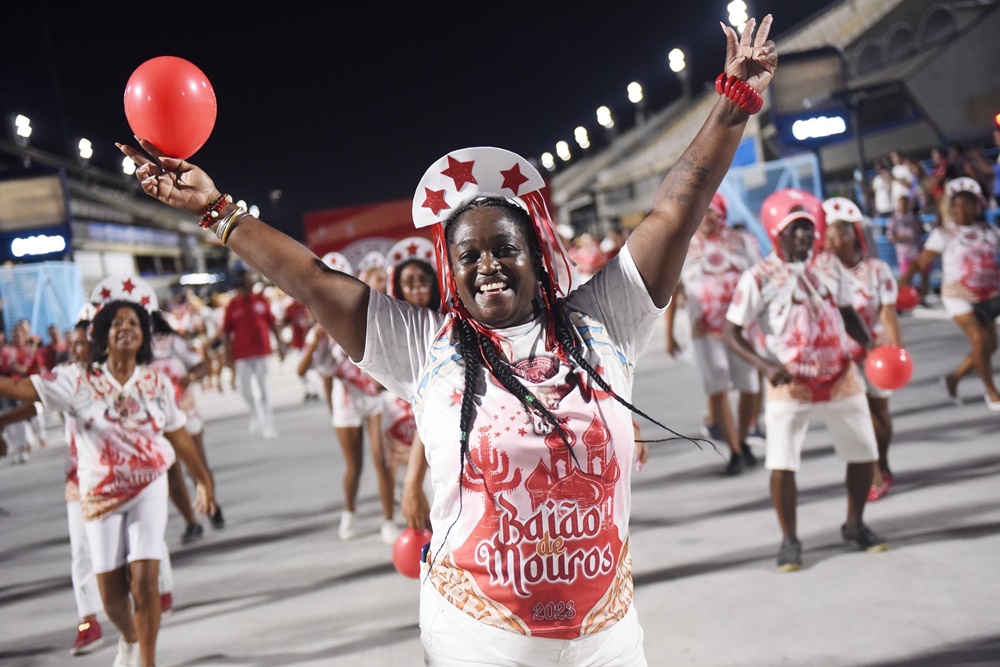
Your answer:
[891,163,913,203]
[924,223,1000,303]
[32,363,185,521]
[727,252,860,402]
[680,227,761,339]
[843,257,898,359]
[359,246,662,639]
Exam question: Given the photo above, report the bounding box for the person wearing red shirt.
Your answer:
[222,269,285,439]
[279,299,320,402]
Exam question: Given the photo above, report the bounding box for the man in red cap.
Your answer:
[665,192,762,475]
[723,189,887,571]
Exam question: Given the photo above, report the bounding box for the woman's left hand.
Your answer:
[722,15,777,94]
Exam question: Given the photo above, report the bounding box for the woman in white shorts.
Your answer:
[900,179,1000,411]
[0,299,215,667]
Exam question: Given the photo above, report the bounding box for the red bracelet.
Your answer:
[715,73,763,115]
[199,194,233,229]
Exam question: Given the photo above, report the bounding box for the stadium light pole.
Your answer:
[14,114,32,167]
[668,49,691,100]
[627,82,646,125]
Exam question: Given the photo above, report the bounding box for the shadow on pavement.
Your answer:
[867,633,1000,667]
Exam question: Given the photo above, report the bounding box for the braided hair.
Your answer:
[432,199,713,561]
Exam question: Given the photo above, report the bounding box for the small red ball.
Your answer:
[865,345,914,391]
[393,527,433,579]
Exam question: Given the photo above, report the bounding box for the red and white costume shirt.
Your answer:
[681,227,761,339]
[65,414,81,504]
[843,257,897,360]
[924,224,1000,304]
[150,332,205,430]
[32,363,185,521]
[381,394,416,468]
[360,246,662,639]
[309,330,381,396]
[1,344,41,379]
[727,252,862,403]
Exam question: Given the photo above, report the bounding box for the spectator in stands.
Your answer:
[926,147,957,218]
[38,324,69,371]
[889,151,914,207]
[871,160,895,217]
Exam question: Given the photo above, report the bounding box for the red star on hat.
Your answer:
[421,188,450,216]
[832,202,842,210]
[406,241,419,255]
[500,163,529,196]
[140,295,151,307]
[441,157,477,191]
[121,278,136,294]
[100,287,112,300]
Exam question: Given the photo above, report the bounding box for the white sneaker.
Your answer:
[380,520,401,545]
[247,418,260,436]
[338,511,356,541]
[261,426,279,441]
[112,637,139,667]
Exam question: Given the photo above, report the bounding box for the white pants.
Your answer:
[764,393,878,472]
[691,337,760,395]
[235,356,273,432]
[419,590,647,666]
[67,500,102,618]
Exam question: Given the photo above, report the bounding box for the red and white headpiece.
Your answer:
[945,177,982,198]
[90,275,159,312]
[356,250,387,279]
[823,197,868,255]
[412,146,573,316]
[945,177,988,210]
[386,236,437,300]
[77,302,99,322]
[759,188,827,260]
[386,236,436,269]
[710,192,727,220]
[321,251,353,275]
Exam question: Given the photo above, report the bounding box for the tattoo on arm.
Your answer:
[660,153,710,203]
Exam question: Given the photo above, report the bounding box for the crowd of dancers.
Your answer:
[2,13,999,665]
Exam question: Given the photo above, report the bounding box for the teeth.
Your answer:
[479,282,507,293]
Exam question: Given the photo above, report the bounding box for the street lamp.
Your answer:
[627,82,646,125]
[78,138,93,161]
[727,0,749,33]
[14,114,32,167]
[668,49,691,100]
[540,152,556,171]
[555,141,572,162]
[574,126,590,150]
[596,105,617,142]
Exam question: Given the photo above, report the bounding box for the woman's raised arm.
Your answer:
[627,16,777,307]
[117,141,371,360]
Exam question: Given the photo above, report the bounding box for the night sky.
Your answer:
[5,1,836,239]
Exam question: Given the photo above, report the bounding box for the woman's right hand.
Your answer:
[117,139,221,216]
[402,480,430,532]
[763,361,793,386]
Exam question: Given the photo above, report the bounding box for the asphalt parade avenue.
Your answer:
[1,309,998,666]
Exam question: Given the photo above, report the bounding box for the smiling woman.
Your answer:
[0,297,215,667]
[118,15,777,665]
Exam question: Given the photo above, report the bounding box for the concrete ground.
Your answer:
[1,308,998,666]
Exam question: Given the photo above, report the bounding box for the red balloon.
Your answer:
[393,527,432,579]
[124,56,216,159]
[896,285,920,312]
[865,345,914,391]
